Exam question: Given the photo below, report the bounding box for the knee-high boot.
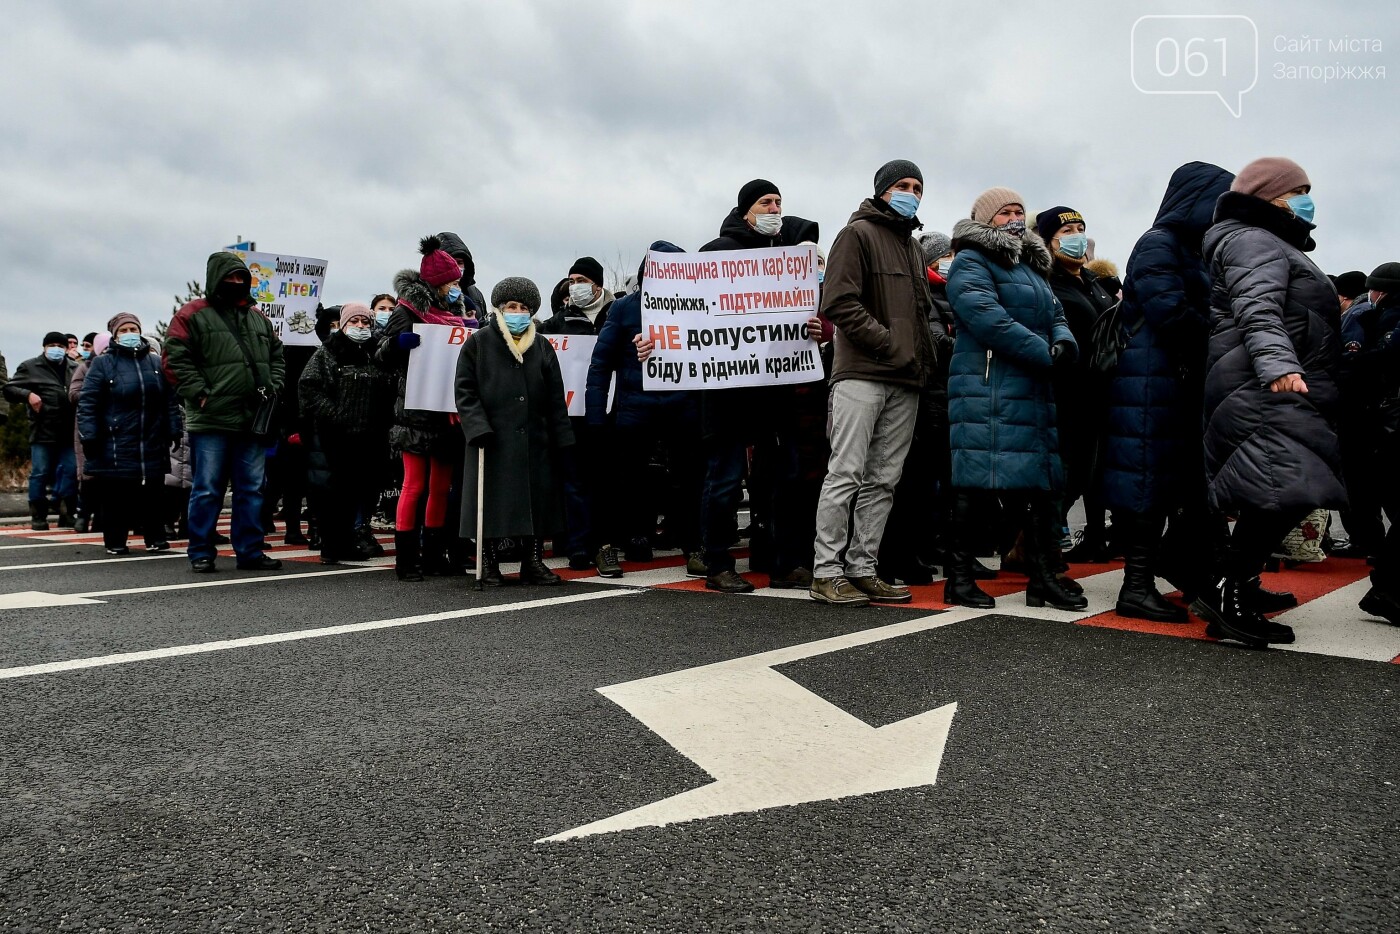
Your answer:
[1114,511,1188,622]
[944,491,995,609]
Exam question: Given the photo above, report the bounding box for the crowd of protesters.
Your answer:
[4,155,1399,650]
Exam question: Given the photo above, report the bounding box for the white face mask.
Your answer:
[344,325,373,342]
[568,282,596,307]
[751,213,783,236]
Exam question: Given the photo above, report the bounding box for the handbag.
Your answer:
[226,316,280,443]
[1087,300,1145,375]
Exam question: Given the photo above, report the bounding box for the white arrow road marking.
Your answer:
[0,591,105,610]
[0,589,639,681]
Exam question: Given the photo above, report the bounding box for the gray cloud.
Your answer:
[2,0,1396,361]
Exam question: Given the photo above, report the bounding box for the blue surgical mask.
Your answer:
[1056,233,1089,259]
[999,219,1027,237]
[818,269,825,284]
[80,349,92,360]
[44,347,66,361]
[504,312,533,335]
[375,311,391,327]
[116,333,143,349]
[446,286,463,304]
[887,191,920,218]
[1286,193,1315,224]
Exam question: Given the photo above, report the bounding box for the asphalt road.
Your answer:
[0,521,1395,933]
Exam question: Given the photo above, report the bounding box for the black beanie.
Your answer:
[873,160,922,196]
[568,256,605,286]
[1035,206,1086,243]
[1333,270,1367,298]
[1366,262,1400,293]
[42,331,66,347]
[82,332,97,344]
[736,179,780,214]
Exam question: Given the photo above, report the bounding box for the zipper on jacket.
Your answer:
[137,354,148,472]
[984,350,992,384]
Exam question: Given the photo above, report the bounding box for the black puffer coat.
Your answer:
[300,330,395,437]
[456,316,574,540]
[76,340,181,480]
[1200,190,1346,513]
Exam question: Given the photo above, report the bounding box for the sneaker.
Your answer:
[685,551,709,578]
[848,575,913,604]
[370,512,395,532]
[809,576,872,606]
[144,541,171,553]
[705,569,755,593]
[769,567,814,589]
[568,552,593,571]
[105,546,131,556]
[624,537,654,563]
[595,544,623,578]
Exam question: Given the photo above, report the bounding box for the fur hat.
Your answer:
[1085,258,1119,279]
[1035,206,1085,243]
[1366,262,1400,294]
[874,159,923,196]
[1334,270,1368,298]
[569,256,605,286]
[971,187,1025,224]
[918,231,952,268]
[736,179,780,214]
[107,312,142,335]
[491,277,542,313]
[418,235,463,288]
[1231,157,1310,203]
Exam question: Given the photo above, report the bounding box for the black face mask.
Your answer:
[213,280,252,307]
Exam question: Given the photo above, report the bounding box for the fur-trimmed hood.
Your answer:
[951,219,1053,275]
[391,268,470,320]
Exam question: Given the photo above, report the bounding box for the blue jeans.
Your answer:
[29,443,77,504]
[188,431,268,562]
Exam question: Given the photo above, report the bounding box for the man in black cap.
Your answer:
[3,332,80,529]
[1333,270,1368,315]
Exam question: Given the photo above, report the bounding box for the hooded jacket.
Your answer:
[77,338,181,479]
[374,268,471,457]
[435,231,487,315]
[1100,162,1235,514]
[697,209,820,441]
[946,221,1073,491]
[3,352,78,445]
[163,252,286,434]
[1199,191,1346,513]
[822,198,936,389]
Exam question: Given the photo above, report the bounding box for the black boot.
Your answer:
[394,530,423,582]
[944,492,995,608]
[421,527,457,576]
[518,537,562,585]
[56,496,76,529]
[478,539,505,587]
[1244,576,1297,613]
[28,499,49,531]
[447,535,474,573]
[1025,501,1088,611]
[1190,576,1271,649]
[1115,513,1188,623]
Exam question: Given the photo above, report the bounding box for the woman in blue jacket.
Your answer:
[945,188,1085,611]
[77,313,182,554]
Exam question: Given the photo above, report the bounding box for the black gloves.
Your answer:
[1050,340,1076,366]
[470,432,494,449]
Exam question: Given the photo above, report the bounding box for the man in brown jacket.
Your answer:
[810,159,936,606]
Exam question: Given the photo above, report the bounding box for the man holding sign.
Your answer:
[810,160,937,606]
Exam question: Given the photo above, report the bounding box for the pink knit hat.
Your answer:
[339,302,373,326]
[1231,157,1310,202]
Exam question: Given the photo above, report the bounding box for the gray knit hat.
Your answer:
[874,159,923,196]
[490,277,542,313]
[918,232,952,268]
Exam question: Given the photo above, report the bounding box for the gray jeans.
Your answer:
[812,379,919,578]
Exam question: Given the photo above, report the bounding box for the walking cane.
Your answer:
[474,445,486,592]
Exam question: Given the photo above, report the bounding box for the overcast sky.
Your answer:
[2,0,1396,358]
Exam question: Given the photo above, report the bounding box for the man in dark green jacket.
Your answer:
[163,252,286,572]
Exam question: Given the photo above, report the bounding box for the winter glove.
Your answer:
[1050,340,1075,366]
[470,431,494,449]
[396,332,422,350]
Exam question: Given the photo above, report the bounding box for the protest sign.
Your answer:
[404,324,607,417]
[639,244,823,390]
[223,249,328,347]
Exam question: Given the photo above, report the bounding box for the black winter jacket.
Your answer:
[3,354,78,445]
[77,340,181,479]
[1200,191,1346,513]
[300,331,395,437]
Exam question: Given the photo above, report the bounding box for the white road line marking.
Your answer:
[71,566,390,597]
[0,540,123,551]
[1276,578,1400,662]
[0,591,104,610]
[0,553,188,571]
[0,589,639,681]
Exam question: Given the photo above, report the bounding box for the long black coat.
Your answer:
[1200,191,1346,513]
[1101,162,1235,514]
[76,341,181,480]
[2,354,78,445]
[456,317,574,540]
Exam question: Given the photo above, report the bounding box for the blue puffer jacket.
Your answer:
[585,240,699,428]
[946,220,1074,491]
[77,339,182,480]
[1100,161,1235,514]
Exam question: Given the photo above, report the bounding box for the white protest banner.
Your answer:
[405,324,473,413]
[223,249,328,347]
[405,325,607,417]
[639,245,822,390]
